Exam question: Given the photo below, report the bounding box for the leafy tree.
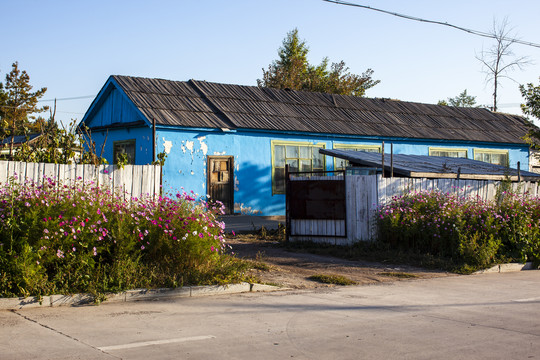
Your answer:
[258,29,379,96]
[520,78,540,150]
[0,62,48,157]
[437,89,478,107]
[476,18,530,112]
[520,79,540,120]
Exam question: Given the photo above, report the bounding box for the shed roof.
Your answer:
[0,134,41,146]
[320,148,540,182]
[108,75,531,144]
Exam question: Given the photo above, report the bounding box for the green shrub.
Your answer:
[377,189,540,272]
[0,176,249,298]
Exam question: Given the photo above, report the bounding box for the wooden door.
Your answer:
[207,156,234,214]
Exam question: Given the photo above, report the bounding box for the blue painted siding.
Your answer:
[86,87,143,128]
[152,128,530,216]
[89,127,153,166]
[81,80,530,216]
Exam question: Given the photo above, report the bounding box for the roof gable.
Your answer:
[80,77,151,130]
[94,75,532,145]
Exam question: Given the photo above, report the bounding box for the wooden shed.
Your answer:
[287,150,540,245]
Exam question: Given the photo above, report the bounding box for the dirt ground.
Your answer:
[228,235,452,289]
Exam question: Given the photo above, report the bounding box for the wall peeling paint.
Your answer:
[163,139,173,154]
[213,151,226,155]
[185,141,194,153]
[234,175,239,192]
[198,136,208,156]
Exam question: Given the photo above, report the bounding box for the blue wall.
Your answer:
[88,127,153,166]
[153,128,530,216]
[82,79,530,216]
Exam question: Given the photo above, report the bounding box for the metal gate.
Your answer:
[286,167,347,241]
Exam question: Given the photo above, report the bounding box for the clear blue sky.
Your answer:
[2,0,539,126]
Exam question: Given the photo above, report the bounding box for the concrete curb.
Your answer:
[0,282,284,310]
[474,262,538,274]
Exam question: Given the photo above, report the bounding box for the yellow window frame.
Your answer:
[428,147,468,158]
[473,149,509,166]
[271,140,326,195]
[333,144,381,170]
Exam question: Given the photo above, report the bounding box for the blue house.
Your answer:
[79,75,532,215]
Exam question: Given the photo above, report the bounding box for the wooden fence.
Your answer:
[289,174,540,245]
[0,161,161,200]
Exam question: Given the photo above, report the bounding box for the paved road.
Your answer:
[2,271,540,359]
[220,215,285,233]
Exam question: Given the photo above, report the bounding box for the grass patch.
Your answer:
[248,251,272,271]
[250,261,272,271]
[378,272,418,279]
[308,274,357,285]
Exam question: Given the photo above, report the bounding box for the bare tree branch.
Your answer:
[476,18,532,112]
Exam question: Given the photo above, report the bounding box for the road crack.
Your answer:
[10,309,122,359]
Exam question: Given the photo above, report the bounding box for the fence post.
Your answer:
[381,141,385,178]
[285,164,289,242]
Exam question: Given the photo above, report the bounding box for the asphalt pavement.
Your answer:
[2,271,540,359]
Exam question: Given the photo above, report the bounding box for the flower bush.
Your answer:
[377,189,540,272]
[0,176,249,298]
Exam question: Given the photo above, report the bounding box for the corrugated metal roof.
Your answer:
[320,149,540,181]
[0,134,41,146]
[111,75,532,144]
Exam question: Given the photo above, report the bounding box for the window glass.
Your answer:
[286,145,298,158]
[313,150,324,169]
[272,142,326,194]
[113,140,136,165]
[333,145,381,170]
[299,146,311,159]
[274,145,285,167]
[286,159,299,172]
[474,150,508,166]
[299,160,312,172]
[430,149,467,158]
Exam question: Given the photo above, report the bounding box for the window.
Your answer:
[333,144,381,171]
[272,141,325,194]
[429,148,467,158]
[113,139,136,165]
[474,149,509,166]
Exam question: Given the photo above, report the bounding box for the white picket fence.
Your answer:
[0,161,161,200]
[290,174,540,245]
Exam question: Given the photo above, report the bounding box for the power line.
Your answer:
[323,0,540,49]
[38,95,95,102]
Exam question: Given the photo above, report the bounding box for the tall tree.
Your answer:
[520,78,540,150]
[476,18,530,112]
[258,29,379,96]
[437,89,478,107]
[0,62,48,157]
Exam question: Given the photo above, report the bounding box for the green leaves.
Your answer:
[438,89,479,108]
[0,177,250,299]
[258,29,379,96]
[378,189,540,273]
